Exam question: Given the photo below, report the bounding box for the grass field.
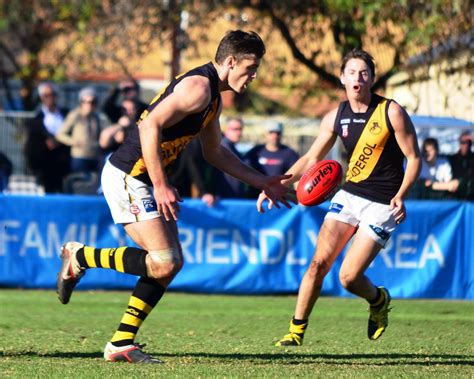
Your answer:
[0,290,473,378]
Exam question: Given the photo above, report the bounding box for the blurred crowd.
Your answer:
[408,132,474,200]
[0,81,472,202]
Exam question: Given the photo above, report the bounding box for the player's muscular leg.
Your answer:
[338,229,382,300]
[124,218,183,287]
[294,219,356,319]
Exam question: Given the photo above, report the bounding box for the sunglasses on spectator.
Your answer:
[81,99,97,105]
[460,140,470,145]
[42,93,56,98]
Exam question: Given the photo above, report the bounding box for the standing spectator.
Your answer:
[0,151,13,192]
[246,121,299,197]
[102,78,148,123]
[24,83,70,193]
[168,139,217,207]
[99,99,137,154]
[214,117,247,198]
[56,87,110,173]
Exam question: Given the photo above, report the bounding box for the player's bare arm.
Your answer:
[199,112,293,208]
[257,109,338,213]
[138,76,212,221]
[388,101,422,223]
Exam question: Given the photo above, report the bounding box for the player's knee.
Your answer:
[306,259,330,284]
[338,270,358,290]
[146,248,182,279]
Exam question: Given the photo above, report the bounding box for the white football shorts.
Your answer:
[324,189,398,247]
[101,160,160,224]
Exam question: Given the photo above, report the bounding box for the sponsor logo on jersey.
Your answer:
[369,224,390,240]
[328,202,343,213]
[340,118,350,124]
[353,118,366,123]
[143,198,157,213]
[347,142,377,179]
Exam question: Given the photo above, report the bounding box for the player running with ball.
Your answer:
[258,48,421,346]
[56,30,293,363]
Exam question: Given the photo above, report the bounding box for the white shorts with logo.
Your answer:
[101,160,160,224]
[324,189,397,247]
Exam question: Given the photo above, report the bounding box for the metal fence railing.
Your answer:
[1,111,472,178]
[0,111,35,175]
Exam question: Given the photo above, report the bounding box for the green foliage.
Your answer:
[1,290,473,377]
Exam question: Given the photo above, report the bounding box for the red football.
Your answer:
[296,160,343,206]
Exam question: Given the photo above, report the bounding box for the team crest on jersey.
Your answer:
[342,124,349,138]
[369,122,382,135]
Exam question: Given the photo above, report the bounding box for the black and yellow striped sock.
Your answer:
[111,277,166,347]
[290,317,308,338]
[76,246,148,277]
[369,287,385,309]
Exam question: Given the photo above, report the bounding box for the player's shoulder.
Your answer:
[387,99,404,117]
[174,75,212,111]
[319,106,339,131]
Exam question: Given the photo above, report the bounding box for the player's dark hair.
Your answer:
[215,30,266,64]
[341,48,375,78]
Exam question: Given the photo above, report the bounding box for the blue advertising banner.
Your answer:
[0,195,472,299]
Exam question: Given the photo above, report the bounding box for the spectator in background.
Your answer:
[24,82,70,193]
[214,117,247,198]
[102,78,148,123]
[0,150,13,192]
[246,121,299,197]
[99,99,137,154]
[56,87,110,173]
[430,131,474,200]
[449,131,474,180]
[168,139,217,207]
[419,137,452,185]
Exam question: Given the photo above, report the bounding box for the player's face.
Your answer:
[228,55,260,94]
[340,58,374,99]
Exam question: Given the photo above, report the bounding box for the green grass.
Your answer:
[0,290,473,378]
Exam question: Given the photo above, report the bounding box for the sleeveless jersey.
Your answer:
[109,62,221,185]
[333,94,404,204]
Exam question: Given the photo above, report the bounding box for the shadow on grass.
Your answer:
[2,351,473,366]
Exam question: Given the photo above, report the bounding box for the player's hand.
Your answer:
[153,183,182,221]
[257,174,297,213]
[390,196,405,224]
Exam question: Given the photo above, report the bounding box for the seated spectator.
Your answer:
[0,151,13,192]
[102,78,148,123]
[245,121,299,197]
[411,137,453,199]
[56,87,110,174]
[419,137,453,184]
[24,82,70,193]
[438,131,474,200]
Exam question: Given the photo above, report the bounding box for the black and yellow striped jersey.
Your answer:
[334,94,404,204]
[109,62,221,185]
